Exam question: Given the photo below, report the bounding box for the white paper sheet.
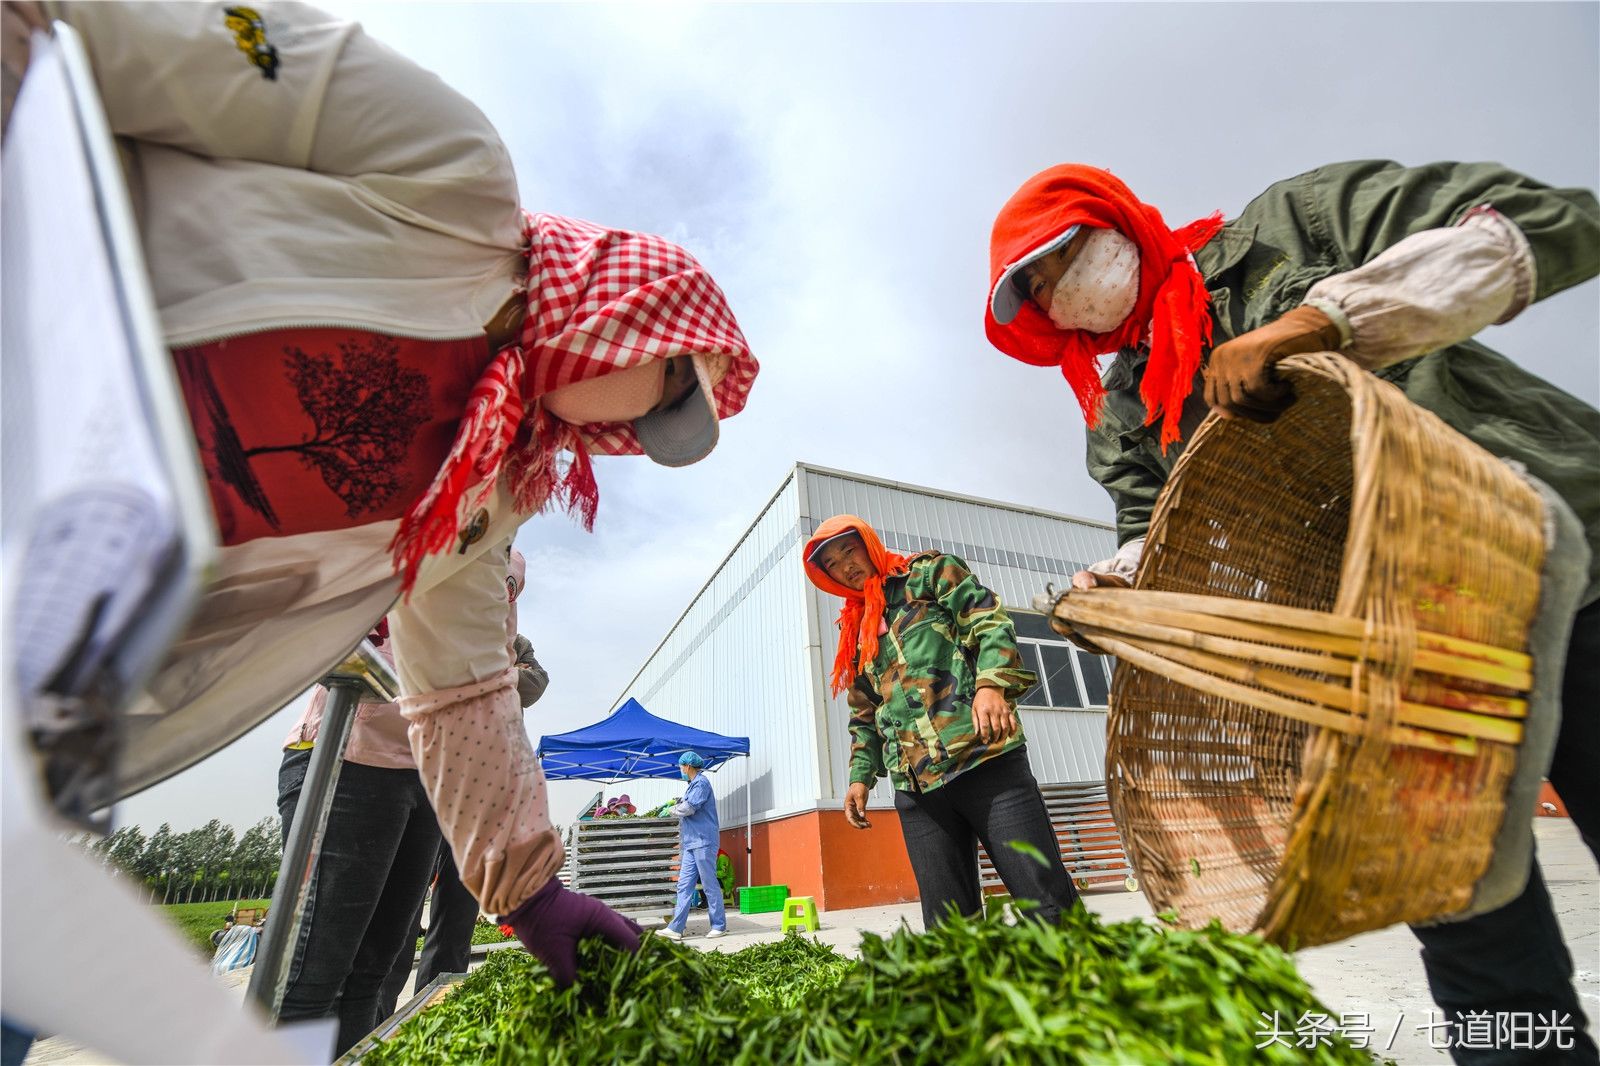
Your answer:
[1,26,212,710]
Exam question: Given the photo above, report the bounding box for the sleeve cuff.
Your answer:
[1457,205,1537,323]
[976,668,1035,702]
[1086,535,1146,583]
[1302,297,1353,349]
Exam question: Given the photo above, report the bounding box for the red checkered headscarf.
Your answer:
[390,213,758,592]
[985,165,1223,451]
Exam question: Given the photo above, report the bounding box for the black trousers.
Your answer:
[1410,599,1600,1065]
[377,841,479,1016]
[894,747,1080,928]
[272,749,443,1058]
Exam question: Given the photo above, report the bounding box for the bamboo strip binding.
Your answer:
[1067,354,1546,949]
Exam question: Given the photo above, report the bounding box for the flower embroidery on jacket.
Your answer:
[223,7,280,81]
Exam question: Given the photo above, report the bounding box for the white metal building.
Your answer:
[604,462,1123,907]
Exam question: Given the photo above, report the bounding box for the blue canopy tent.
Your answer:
[538,698,749,779]
[537,698,752,880]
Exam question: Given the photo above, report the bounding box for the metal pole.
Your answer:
[744,754,752,888]
[247,679,357,1021]
[248,641,398,1022]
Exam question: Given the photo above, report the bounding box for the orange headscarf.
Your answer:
[985,164,1223,451]
[802,516,911,696]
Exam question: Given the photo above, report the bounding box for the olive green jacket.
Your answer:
[1087,160,1600,605]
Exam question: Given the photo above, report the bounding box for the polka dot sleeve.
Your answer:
[401,668,564,916]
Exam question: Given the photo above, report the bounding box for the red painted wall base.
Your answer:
[719,806,923,911]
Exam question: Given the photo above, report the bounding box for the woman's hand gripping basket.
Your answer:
[1051,353,1587,949]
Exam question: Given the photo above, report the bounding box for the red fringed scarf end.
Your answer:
[1061,354,1108,432]
[1140,212,1225,452]
[505,409,599,533]
[559,446,600,532]
[389,346,605,597]
[829,599,865,697]
[389,347,526,596]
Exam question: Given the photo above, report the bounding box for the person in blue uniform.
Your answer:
[659,752,727,941]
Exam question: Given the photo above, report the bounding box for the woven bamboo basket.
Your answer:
[1051,353,1560,949]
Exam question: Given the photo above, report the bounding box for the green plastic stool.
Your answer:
[780,895,820,933]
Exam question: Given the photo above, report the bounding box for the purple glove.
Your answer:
[503,880,642,987]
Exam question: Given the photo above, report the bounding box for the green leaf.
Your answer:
[993,979,1045,1038]
[1005,839,1051,868]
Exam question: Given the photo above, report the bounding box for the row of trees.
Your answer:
[79,817,282,905]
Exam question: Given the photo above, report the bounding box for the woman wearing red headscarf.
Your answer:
[802,515,1080,929]
[985,161,1600,1065]
[40,0,760,1008]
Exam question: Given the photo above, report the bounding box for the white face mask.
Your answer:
[1048,228,1141,333]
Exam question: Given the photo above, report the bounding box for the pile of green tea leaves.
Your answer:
[704,934,854,1010]
[357,909,1367,1066]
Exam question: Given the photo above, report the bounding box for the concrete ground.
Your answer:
[24,819,1596,1065]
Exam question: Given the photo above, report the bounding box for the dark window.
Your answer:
[1076,650,1111,706]
[1010,611,1057,641]
[1038,644,1082,708]
[1016,643,1046,707]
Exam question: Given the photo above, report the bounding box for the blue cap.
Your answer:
[990,224,1082,325]
[678,751,705,768]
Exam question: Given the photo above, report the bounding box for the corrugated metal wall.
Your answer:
[611,463,1120,825]
[609,472,821,823]
[1015,709,1117,785]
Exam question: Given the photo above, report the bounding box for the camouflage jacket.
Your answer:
[846,553,1037,793]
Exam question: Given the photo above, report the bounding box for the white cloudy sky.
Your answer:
[116,1,1599,835]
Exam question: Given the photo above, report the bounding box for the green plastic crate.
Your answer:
[738,884,790,914]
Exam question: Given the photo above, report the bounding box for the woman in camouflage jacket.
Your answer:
[803,514,1081,928]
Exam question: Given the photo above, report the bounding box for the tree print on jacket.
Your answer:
[192,336,431,530]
